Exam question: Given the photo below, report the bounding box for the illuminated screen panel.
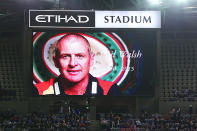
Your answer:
[33,31,156,96]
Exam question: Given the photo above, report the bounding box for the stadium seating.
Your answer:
[0,35,24,101]
[160,37,197,102]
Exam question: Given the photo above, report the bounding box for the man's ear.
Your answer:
[90,53,95,66]
[53,55,59,68]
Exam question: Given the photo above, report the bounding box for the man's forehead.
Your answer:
[58,39,90,55]
[58,35,89,48]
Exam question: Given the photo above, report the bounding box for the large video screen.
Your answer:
[33,31,156,96]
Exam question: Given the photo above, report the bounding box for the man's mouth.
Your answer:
[67,70,81,75]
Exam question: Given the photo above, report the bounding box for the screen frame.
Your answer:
[25,10,161,97]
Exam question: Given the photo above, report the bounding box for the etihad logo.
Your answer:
[29,10,161,28]
[35,15,90,23]
[29,10,95,28]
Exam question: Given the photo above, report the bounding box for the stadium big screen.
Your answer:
[30,10,161,96]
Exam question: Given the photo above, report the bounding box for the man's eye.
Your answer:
[77,55,84,58]
[62,55,69,58]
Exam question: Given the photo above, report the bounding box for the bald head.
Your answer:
[55,34,91,58]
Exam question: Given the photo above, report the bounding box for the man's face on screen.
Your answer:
[55,35,93,83]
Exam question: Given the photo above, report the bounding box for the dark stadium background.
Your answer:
[0,0,197,130]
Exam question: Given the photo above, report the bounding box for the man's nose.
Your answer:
[69,56,77,67]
